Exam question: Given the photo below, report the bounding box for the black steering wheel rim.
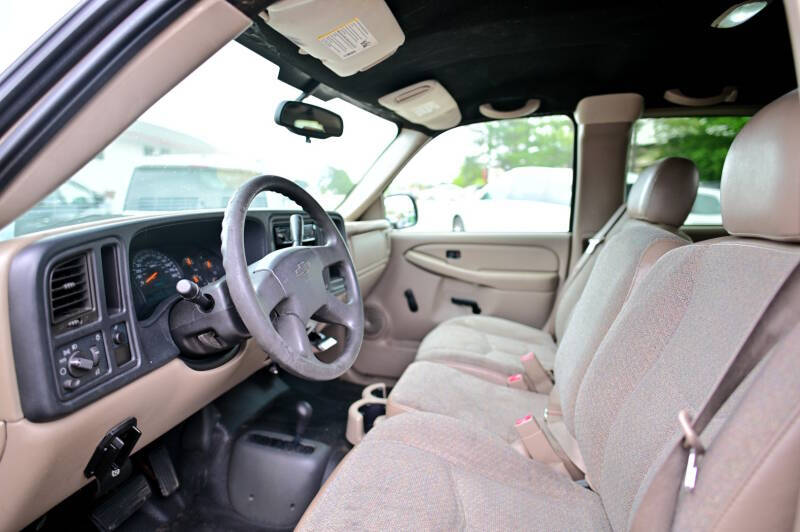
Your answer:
[221,175,363,381]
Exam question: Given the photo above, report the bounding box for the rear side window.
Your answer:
[627,116,749,226]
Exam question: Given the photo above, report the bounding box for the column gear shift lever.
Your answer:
[289,214,304,247]
[294,400,313,443]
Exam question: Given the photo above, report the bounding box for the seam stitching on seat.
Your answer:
[596,245,708,500]
[444,463,468,529]
[622,236,685,304]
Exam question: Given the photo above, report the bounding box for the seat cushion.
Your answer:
[388,361,548,442]
[297,412,610,531]
[415,315,557,383]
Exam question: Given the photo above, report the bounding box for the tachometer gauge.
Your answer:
[131,249,184,318]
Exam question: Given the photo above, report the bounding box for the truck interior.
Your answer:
[0,0,799,530]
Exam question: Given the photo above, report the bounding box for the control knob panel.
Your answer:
[55,332,109,394]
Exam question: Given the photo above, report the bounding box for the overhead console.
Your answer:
[8,210,345,422]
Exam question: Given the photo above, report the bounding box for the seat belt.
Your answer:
[629,260,800,532]
[543,204,626,335]
[572,204,626,278]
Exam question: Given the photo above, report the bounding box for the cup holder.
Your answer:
[345,383,388,445]
[364,382,387,400]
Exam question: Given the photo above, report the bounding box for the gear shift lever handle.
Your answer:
[290,214,304,247]
[294,400,312,442]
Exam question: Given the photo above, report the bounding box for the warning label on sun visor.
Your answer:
[318,18,378,60]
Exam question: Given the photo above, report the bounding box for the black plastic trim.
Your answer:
[0,0,143,138]
[9,209,345,421]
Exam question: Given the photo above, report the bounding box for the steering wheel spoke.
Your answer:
[314,292,360,328]
[274,314,315,359]
[251,268,287,314]
[311,242,347,268]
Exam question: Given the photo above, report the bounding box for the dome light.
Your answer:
[712,1,769,28]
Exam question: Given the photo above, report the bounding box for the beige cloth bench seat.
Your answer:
[415,157,699,381]
[298,90,800,532]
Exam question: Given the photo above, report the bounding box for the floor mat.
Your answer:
[167,372,365,532]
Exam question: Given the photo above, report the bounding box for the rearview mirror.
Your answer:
[274,101,343,140]
[384,193,418,229]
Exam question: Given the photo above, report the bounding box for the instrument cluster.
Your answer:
[130,247,224,319]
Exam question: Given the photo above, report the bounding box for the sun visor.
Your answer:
[263,0,405,77]
[378,81,461,130]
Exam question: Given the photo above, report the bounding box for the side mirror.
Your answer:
[384,193,418,229]
[274,101,343,140]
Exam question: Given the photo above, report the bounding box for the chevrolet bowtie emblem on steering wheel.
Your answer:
[295,260,311,279]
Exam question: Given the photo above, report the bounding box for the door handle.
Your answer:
[451,297,481,314]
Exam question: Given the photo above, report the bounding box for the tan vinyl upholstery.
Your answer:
[626,156,699,226]
[299,91,800,531]
[414,157,698,378]
[721,91,800,241]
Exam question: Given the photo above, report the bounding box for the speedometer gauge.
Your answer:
[131,249,184,318]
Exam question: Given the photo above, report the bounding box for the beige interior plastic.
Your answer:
[378,80,461,130]
[345,220,391,297]
[345,383,387,445]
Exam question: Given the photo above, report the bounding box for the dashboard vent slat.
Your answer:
[49,254,93,323]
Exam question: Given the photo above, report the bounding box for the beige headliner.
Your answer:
[0,1,256,529]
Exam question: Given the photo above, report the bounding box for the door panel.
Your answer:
[404,244,559,291]
[353,231,570,378]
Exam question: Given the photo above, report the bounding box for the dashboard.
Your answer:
[6,210,344,422]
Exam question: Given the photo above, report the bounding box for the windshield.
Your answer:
[0,16,397,240]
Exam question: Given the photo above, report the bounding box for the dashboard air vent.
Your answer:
[49,254,93,324]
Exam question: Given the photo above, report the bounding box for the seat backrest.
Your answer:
[552,157,698,430]
[553,157,698,341]
[572,90,800,531]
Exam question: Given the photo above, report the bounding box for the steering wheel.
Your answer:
[221,176,363,380]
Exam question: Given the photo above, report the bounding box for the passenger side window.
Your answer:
[387,115,574,232]
[627,116,749,226]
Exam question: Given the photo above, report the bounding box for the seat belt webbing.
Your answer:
[543,204,626,335]
[571,204,626,280]
[629,260,800,532]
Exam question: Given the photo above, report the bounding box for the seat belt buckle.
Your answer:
[514,414,561,464]
[684,448,699,491]
[520,352,553,393]
[507,373,527,390]
[678,409,705,492]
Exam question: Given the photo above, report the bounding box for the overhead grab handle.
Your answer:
[664,86,738,107]
[479,98,541,119]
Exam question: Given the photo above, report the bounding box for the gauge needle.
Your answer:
[144,271,158,285]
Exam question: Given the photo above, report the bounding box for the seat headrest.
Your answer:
[721,90,800,241]
[626,157,699,227]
